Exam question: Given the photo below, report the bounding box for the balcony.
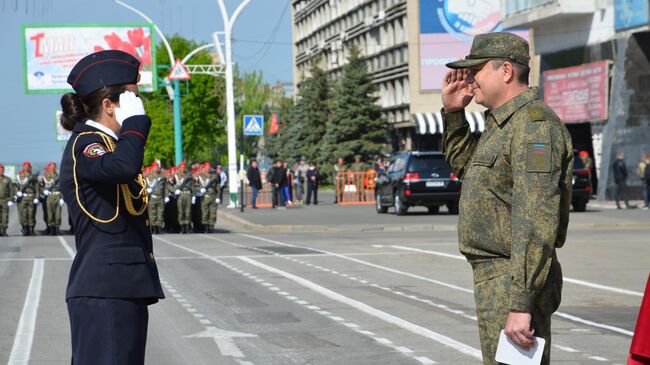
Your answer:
[502,0,598,29]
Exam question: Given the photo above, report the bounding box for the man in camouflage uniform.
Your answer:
[197,163,220,233]
[41,162,64,236]
[350,155,367,202]
[146,163,170,234]
[441,32,572,365]
[16,161,42,236]
[0,164,16,236]
[173,161,194,234]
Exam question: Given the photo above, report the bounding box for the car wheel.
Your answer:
[376,192,388,214]
[447,201,459,215]
[572,200,587,212]
[394,193,408,215]
[427,206,440,214]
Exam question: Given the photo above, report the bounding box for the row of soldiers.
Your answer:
[145,161,222,234]
[0,161,64,236]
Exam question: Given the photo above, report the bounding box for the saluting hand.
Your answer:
[441,68,473,113]
[115,91,146,126]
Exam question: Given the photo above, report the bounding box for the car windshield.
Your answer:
[407,155,450,173]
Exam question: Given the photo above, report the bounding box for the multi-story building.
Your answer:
[502,0,650,199]
[291,0,497,152]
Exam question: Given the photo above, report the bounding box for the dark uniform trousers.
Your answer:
[60,117,164,365]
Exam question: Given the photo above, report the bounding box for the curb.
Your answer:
[219,211,650,233]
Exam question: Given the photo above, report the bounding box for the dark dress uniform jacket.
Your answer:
[60,116,164,302]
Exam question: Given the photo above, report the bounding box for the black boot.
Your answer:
[1,227,6,236]
[29,226,35,236]
[22,225,28,236]
[181,224,187,234]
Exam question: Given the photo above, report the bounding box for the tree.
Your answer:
[320,44,387,171]
[143,34,226,166]
[299,60,330,163]
[234,67,271,162]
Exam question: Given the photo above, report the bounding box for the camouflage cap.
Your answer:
[446,32,530,69]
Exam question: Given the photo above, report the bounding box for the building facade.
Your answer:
[502,0,650,199]
[291,0,492,152]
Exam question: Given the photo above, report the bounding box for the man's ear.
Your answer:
[502,62,515,83]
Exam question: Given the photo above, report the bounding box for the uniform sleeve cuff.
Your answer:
[120,115,152,139]
[509,291,532,313]
[441,108,468,131]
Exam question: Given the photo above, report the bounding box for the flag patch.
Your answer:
[526,143,551,172]
[83,143,108,158]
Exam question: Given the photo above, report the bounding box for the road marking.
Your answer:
[238,256,483,360]
[553,344,579,352]
[390,245,644,297]
[185,327,257,358]
[553,312,634,336]
[8,259,44,365]
[57,236,76,258]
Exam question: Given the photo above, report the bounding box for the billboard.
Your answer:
[543,61,610,123]
[22,24,157,94]
[614,0,649,31]
[418,0,527,91]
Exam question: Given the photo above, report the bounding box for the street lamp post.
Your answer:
[216,0,252,208]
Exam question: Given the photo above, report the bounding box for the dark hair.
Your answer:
[59,85,127,131]
[491,60,530,85]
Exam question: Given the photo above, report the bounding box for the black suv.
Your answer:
[572,153,591,212]
[375,151,461,215]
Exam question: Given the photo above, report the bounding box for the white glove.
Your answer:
[43,190,51,196]
[191,196,196,204]
[16,191,23,198]
[7,201,14,207]
[200,188,206,194]
[114,91,146,126]
[164,197,170,203]
[33,198,40,205]
[146,188,153,194]
[215,198,220,204]
[59,199,65,207]
[174,189,181,196]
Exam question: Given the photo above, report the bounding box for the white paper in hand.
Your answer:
[495,330,545,365]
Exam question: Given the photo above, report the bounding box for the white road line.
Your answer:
[239,234,634,337]
[390,245,644,297]
[553,344,580,353]
[8,259,44,365]
[57,236,76,258]
[238,256,483,360]
[237,234,473,294]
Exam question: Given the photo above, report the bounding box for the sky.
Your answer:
[0,0,293,170]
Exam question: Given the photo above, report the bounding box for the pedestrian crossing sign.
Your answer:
[168,59,191,80]
[243,115,264,136]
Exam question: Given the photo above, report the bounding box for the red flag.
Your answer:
[629,274,650,365]
[269,113,280,135]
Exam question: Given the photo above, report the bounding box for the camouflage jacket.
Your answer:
[17,172,41,196]
[198,173,219,195]
[442,87,573,312]
[146,175,170,198]
[41,172,60,193]
[0,175,15,200]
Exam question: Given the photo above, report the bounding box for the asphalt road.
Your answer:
[0,205,647,364]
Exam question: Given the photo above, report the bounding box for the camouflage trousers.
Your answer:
[46,192,62,227]
[0,199,8,228]
[148,197,165,228]
[18,194,37,227]
[201,194,218,226]
[177,193,192,225]
[472,256,562,365]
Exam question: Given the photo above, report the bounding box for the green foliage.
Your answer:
[143,34,225,166]
[234,67,272,161]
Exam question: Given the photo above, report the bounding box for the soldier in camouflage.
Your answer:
[441,32,573,365]
[197,163,220,233]
[41,162,64,236]
[0,164,16,236]
[173,161,194,234]
[16,161,42,236]
[146,163,170,234]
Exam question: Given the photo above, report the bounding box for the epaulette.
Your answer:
[529,106,546,122]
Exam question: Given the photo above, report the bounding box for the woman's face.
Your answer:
[101,84,140,133]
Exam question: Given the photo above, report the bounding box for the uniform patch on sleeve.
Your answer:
[83,143,108,158]
[526,143,551,173]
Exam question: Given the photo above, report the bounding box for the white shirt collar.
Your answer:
[85,120,118,140]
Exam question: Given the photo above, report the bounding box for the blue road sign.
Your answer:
[243,115,264,136]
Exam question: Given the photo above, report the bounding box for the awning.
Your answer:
[412,111,485,135]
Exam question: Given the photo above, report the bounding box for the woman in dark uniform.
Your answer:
[58,50,164,364]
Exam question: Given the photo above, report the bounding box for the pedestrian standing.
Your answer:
[247,160,262,209]
[270,159,287,209]
[42,162,63,236]
[351,155,367,202]
[333,157,346,203]
[442,32,572,365]
[613,152,635,209]
[58,50,164,364]
[198,163,219,233]
[638,152,650,209]
[283,162,293,205]
[0,164,16,237]
[305,162,319,205]
[292,162,303,204]
[216,165,228,205]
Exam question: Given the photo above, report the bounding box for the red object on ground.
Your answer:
[629,274,650,365]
